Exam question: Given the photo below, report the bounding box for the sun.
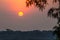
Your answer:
[18,11,24,16]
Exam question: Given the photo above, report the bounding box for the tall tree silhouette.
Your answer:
[26,0,60,40]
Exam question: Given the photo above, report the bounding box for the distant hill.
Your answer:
[0,29,56,40]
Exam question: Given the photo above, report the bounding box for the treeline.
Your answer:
[0,29,56,40]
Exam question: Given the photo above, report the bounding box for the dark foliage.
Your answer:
[48,7,60,40]
[53,25,60,40]
[26,0,48,10]
[26,0,60,40]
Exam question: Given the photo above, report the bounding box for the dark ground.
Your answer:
[0,29,56,40]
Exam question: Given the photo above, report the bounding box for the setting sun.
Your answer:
[18,11,24,16]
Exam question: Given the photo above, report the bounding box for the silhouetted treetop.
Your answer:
[26,0,48,10]
[26,0,60,11]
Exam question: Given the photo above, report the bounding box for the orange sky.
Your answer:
[0,0,31,14]
[0,0,59,31]
[0,0,59,13]
[9,0,26,11]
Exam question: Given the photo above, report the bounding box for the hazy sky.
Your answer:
[0,0,59,31]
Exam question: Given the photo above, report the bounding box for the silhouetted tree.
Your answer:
[26,0,60,40]
[48,0,60,40]
[26,0,48,11]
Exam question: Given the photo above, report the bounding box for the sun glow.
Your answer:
[18,11,24,16]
